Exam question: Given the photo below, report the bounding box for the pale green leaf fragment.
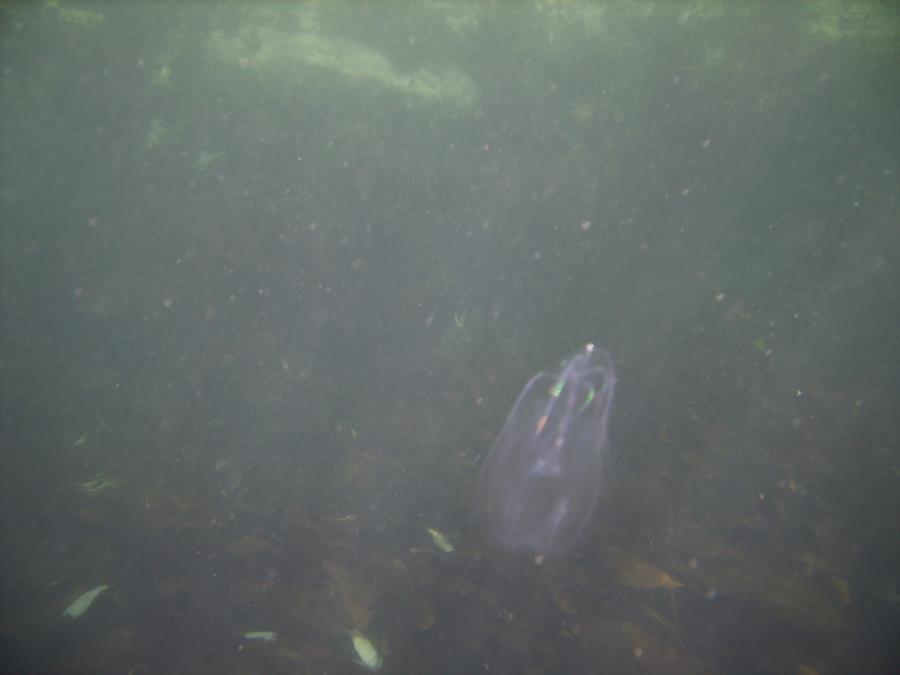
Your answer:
[350,629,382,671]
[63,584,109,619]
[243,631,277,641]
[77,475,120,495]
[426,527,455,553]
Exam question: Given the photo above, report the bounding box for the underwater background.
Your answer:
[1,2,899,673]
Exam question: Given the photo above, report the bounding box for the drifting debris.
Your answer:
[426,527,455,553]
[77,475,120,496]
[62,584,109,619]
[350,629,382,671]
